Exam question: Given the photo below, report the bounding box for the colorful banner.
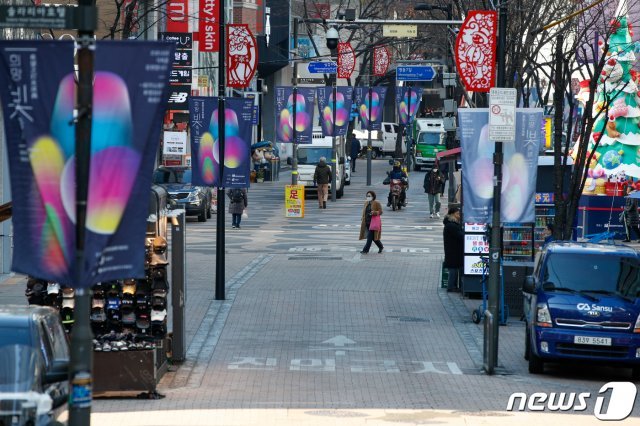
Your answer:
[0,40,175,288]
[354,86,387,131]
[460,108,543,224]
[316,86,353,137]
[285,185,305,218]
[395,87,423,125]
[274,86,315,144]
[189,97,253,188]
[455,10,497,93]
[199,0,219,52]
[226,24,257,88]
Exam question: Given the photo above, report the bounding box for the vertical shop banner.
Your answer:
[460,108,543,224]
[274,86,315,144]
[189,97,253,188]
[396,87,423,125]
[226,24,257,88]
[166,0,188,32]
[199,0,218,52]
[354,87,387,130]
[0,41,175,288]
[316,86,353,137]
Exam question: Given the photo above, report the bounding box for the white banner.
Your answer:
[163,131,187,155]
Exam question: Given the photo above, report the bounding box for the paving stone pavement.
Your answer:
[2,160,639,425]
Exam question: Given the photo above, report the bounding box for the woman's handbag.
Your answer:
[369,214,381,231]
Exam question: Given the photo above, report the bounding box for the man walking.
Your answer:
[349,135,360,172]
[313,156,332,209]
[423,162,445,218]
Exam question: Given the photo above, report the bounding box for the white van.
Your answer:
[352,122,403,159]
[296,128,347,198]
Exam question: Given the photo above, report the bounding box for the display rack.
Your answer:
[502,223,535,262]
[534,204,555,250]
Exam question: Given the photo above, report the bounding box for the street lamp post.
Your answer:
[214,0,226,301]
[291,18,300,185]
[327,27,339,202]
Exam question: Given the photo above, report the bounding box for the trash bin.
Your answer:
[440,262,449,288]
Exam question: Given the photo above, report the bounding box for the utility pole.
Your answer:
[68,0,97,424]
[291,17,299,185]
[331,80,337,201]
[486,0,508,375]
[215,0,226,301]
[366,33,374,186]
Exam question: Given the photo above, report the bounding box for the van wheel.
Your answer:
[528,344,544,374]
[337,183,344,199]
[524,328,530,360]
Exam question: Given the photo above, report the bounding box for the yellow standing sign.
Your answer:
[285,185,305,218]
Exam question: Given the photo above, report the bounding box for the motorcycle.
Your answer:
[389,178,404,211]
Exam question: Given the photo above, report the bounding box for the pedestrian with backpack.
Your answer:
[228,188,248,229]
[313,156,332,209]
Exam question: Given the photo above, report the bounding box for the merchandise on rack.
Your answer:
[25,235,170,353]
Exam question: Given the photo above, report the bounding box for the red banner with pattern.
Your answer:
[337,42,355,79]
[455,10,497,92]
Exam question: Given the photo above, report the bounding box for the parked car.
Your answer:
[152,166,212,222]
[0,306,69,425]
[523,242,640,378]
[352,122,402,159]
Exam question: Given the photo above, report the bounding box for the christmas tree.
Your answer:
[589,7,640,179]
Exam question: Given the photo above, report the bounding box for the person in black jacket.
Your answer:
[424,163,445,218]
[443,206,464,292]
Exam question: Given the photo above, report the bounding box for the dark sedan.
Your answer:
[153,167,212,222]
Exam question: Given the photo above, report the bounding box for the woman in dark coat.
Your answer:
[623,185,640,242]
[359,190,384,254]
[443,206,464,292]
[228,188,248,229]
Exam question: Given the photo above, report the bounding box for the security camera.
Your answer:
[326,27,339,51]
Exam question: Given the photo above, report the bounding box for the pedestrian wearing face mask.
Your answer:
[423,162,445,218]
[359,190,384,254]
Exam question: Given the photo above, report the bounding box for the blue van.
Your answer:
[523,242,640,377]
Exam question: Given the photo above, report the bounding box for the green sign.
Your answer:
[0,5,77,29]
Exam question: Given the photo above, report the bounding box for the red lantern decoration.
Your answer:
[454,10,498,93]
[337,42,355,79]
[373,46,391,76]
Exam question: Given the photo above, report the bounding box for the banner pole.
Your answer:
[331,84,337,202]
[291,18,299,185]
[68,0,97,424]
[485,0,508,375]
[366,34,373,186]
[215,0,226,301]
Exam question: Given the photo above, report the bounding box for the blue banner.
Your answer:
[189,97,253,188]
[354,86,387,130]
[460,108,543,224]
[316,86,353,137]
[274,86,315,144]
[0,40,175,288]
[395,87,423,125]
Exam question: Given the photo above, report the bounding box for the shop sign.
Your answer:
[159,32,192,49]
[163,154,183,166]
[464,256,484,275]
[199,0,218,53]
[166,0,188,33]
[285,185,305,218]
[464,223,487,232]
[169,67,191,84]
[464,234,489,254]
[163,131,188,154]
[167,85,190,111]
[173,49,192,67]
[197,75,208,87]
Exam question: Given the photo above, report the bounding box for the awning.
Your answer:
[436,147,461,161]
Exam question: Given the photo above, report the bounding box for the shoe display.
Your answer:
[25,232,171,353]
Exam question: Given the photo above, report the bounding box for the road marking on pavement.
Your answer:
[288,247,432,253]
[313,224,436,230]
